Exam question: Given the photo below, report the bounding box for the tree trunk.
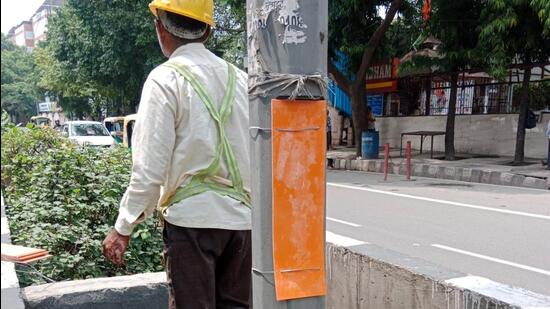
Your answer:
[351,83,368,155]
[514,65,531,164]
[350,116,355,146]
[328,0,401,156]
[445,73,458,160]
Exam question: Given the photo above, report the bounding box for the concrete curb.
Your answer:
[22,272,168,309]
[1,195,26,309]
[328,158,550,190]
[21,244,550,309]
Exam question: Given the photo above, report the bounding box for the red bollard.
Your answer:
[406,141,412,180]
[383,143,390,181]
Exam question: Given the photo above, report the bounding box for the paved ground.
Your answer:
[326,170,550,296]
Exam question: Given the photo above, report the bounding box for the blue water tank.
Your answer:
[361,131,379,159]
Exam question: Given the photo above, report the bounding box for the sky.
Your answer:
[1,0,44,34]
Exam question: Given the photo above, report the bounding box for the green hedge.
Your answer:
[1,123,163,286]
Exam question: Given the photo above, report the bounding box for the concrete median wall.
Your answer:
[326,243,550,309]
[329,110,550,158]
[22,243,550,309]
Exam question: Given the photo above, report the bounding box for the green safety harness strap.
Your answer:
[158,60,251,218]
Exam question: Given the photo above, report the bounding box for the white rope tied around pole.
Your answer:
[249,73,328,100]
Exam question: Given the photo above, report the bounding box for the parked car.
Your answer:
[62,121,116,147]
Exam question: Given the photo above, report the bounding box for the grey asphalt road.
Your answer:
[326,170,550,296]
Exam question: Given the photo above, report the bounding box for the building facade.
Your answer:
[8,21,35,51]
[328,54,550,157]
[7,0,63,50]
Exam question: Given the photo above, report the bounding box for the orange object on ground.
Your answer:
[271,99,327,301]
[1,243,50,264]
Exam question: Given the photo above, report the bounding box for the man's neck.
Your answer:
[166,40,204,57]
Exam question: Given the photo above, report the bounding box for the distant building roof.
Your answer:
[32,0,63,19]
[7,20,33,35]
[6,0,62,36]
[35,0,63,13]
[400,48,442,64]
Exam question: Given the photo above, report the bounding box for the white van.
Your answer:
[62,121,116,147]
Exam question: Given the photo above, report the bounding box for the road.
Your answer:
[326,170,550,296]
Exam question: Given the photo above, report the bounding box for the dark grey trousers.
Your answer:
[163,223,251,309]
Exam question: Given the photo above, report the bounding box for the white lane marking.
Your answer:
[327,182,550,220]
[445,276,550,307]
[327,217,361,227]
[432,244,550,276]
[326,231,366,247]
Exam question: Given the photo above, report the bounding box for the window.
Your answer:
[71,123,110,137]
[25,31,34,40]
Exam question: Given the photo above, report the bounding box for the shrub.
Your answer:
[1,125,163,286]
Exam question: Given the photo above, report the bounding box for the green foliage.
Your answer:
[436,0,483,68]
[1,126,163,286]
[41,0,164,115]
[1,34,41,124]
[479,0,550,77]
[1,34,18,51]
[208,0,246,68]
[384,6,424,60]
[513,80,550,111]
[38,0,247,116]
[531,0,550,35]
[425,0,483,73]
[328,0,385,73]
[1,109,11,132]
[328,0,419,75]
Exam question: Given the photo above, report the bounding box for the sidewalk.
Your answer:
[327,146,550,190]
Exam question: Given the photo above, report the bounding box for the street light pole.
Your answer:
[247,0,328,308]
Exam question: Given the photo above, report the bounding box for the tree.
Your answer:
[42,0,164,115]
[328,0,403,155]
[384,6,424,61]
[33,45,98,119]
[479,0,550,164]
[1,34,41,123]
[403,0,483,160]
[208,0,246,68]
[431,0,484,160]
[39,0,247,116]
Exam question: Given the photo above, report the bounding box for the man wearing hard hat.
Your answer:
[102,1,252,307]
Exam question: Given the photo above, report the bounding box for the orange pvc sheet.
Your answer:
[1,243,50,264]
[271,99,327,301]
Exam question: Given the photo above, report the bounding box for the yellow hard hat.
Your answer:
[149,0,214,27]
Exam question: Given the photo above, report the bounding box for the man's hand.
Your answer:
[102,229,130,265]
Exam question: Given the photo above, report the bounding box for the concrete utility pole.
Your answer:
[247,0,328,308]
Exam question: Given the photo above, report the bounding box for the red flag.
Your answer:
[422,0,431,22]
